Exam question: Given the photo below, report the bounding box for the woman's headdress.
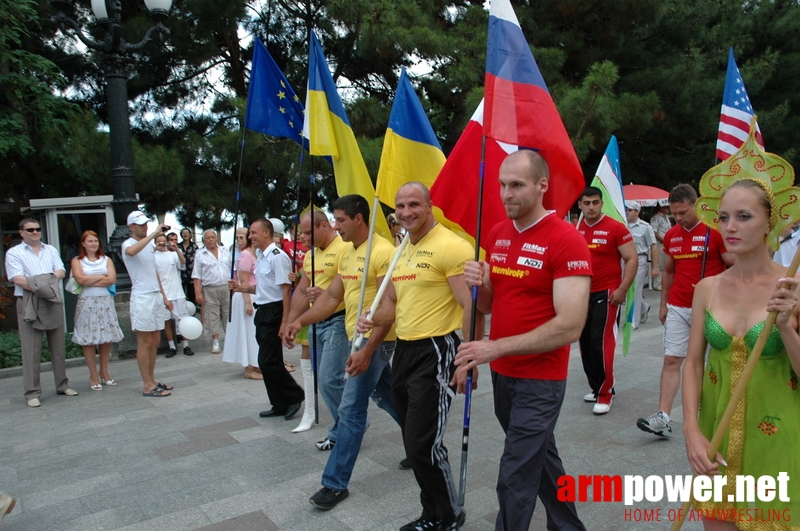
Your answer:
[695,117,800,250]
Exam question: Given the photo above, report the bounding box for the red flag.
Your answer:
[430,100,514,251]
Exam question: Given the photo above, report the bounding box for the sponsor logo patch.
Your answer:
[522,243,547,254]
[517,256,543,269]
[567,260,590,271]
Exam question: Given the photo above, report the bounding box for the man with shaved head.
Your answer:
[358,181,479,531]
[456,150,590,530]
[192,229,231,353]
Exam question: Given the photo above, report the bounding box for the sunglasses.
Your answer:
[23,227,42,233]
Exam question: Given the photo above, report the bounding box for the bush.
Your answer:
[0,331,84,369]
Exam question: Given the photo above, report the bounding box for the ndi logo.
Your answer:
[517,256,543,269]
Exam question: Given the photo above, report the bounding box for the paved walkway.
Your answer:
[0,289,702,530]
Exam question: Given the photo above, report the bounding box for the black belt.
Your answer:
[253,301,282,309]
[321,309,346,323]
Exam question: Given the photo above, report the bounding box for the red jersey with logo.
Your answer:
[488,213,592,380]
[282,239,307,272]
[576,215,633,292]
[665,223,727,308]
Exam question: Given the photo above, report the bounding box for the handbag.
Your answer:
[65,272,83,295]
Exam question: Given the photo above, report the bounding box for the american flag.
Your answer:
[716,47,764,161]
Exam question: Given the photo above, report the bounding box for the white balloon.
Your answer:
[185,301,196,316]
[179,315,203,340]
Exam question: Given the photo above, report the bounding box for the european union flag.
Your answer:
[245,38,304,145]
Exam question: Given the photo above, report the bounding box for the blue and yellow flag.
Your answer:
[589,136,634,355]
[244,38,304,144]
[303,31,390,239]
[377,68,474,245]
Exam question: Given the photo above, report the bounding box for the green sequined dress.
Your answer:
[696,310,800,530]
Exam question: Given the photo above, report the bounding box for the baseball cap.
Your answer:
[127,211,149,225]
[624,201,641,211]
[269,218,285,235]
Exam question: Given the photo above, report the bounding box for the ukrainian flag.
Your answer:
[303,31,390,239]
[377,68,475,246]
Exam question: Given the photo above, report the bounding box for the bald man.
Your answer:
[192,229,231,353]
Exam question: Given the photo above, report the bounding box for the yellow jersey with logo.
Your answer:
[303,234,347,314]
[391,223,471,340]
[339,234,397,341]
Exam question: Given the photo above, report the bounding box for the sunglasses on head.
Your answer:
[23,227,42,233]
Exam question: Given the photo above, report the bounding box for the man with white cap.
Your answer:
[625,201,659,328]
[122,211,174,397]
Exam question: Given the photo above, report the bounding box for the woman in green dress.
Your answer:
[682,172,800,530]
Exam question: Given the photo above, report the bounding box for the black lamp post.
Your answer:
[50,0,172,291]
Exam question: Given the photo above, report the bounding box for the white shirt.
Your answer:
[78,256,111,298]
[627,218,657,255]
[254,243,291,304]
[121,238,160,295]
[650,212,672,240]
[154,251,185,301]
[5,242,65,297]
[191,246,231,286]
[774,230,800,267]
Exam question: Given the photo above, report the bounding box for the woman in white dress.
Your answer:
[71,231,124,390]
[222,228,262,379]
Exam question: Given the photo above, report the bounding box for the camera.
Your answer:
[162,225,170,232]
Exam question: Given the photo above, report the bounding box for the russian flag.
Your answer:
[303,31,390,239]
[484,0,584,215]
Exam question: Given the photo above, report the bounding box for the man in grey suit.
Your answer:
[5,218,78,407]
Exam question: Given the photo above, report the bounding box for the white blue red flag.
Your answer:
[716,47,763,161]
[483,0,583,214]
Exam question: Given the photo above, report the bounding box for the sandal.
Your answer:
[101,378,117,386]
[156,382,174,391]
[284,360,296,372]
[143,387,171,397]
[91,383,103,391]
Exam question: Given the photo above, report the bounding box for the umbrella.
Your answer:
[623,184,669,207]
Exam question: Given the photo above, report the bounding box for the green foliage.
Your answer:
[0,332,84,369]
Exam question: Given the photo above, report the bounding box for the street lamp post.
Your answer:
[50,0,172,290]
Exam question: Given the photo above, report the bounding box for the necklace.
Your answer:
[405,222,436,266]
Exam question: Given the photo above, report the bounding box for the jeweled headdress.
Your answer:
[695,117,800,250]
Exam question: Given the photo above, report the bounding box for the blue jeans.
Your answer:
[321,340,400,491]
[311,314,349,441]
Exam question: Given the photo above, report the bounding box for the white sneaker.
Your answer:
[583,392,597,403]
[592,402,611,415]
[211,340,221,354]
[27,398,41,408]
[0,492,16,526]
[636,411,672,437]
[60,388,78,396]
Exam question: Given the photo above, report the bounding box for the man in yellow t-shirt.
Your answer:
[285,209,349,450]
[358,182,479,531]
[284,194,403,510]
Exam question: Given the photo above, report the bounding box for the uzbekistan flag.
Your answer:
[483,0,584,216]
[303,31,390,239]
[716,47,763,161]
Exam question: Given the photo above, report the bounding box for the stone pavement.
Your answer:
[0,289,703,530]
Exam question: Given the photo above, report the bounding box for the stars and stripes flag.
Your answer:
[716,47,764,161]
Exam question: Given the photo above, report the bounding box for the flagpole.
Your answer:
[227,124,249,322]
[457,135,487,507]
[309,171,320,424]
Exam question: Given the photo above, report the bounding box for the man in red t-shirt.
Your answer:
[636,184,731,438]
[576,187,638,415]
[455,150,590,531]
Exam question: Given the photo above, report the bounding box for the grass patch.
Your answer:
[0,331,84,369]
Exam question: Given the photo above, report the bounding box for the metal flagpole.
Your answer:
[309,171,320,423]
[348,195,380,357]
[227,126,248,322]
[457,136,487,506]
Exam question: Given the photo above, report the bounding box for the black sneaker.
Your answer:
[440,510,466,531]
[183,346,195,356]
[166,348,177,358]
[309,487,349,510]
[316,438,335,451]
[400,517,439,531]
[399,457,412,470]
